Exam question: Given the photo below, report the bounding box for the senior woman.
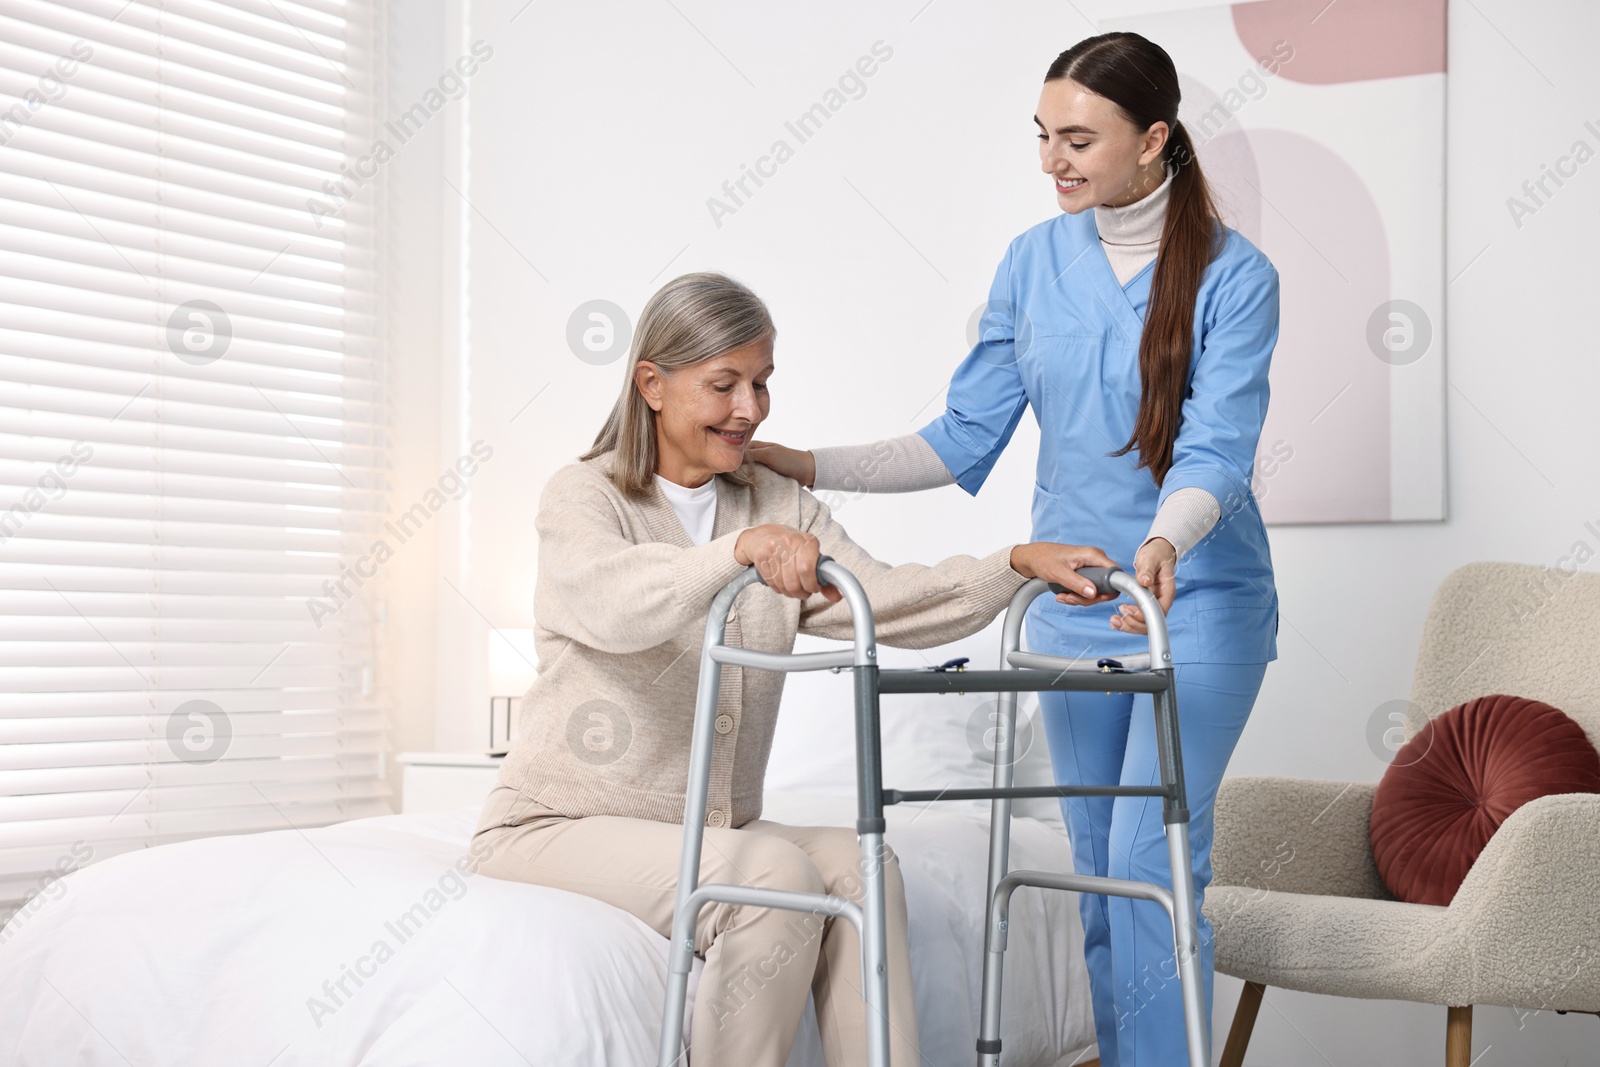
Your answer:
[472,271,1117,1067]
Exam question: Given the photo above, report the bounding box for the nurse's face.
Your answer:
[635,337,774,488]
[1035,78,1169,212]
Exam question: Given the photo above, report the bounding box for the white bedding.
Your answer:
[0,790,1096,1066]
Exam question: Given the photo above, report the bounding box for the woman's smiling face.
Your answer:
[1035,77,1169,212]
[635,336,774,488]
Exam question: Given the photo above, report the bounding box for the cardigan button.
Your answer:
[714,714,733,735]
[706,808,727,827]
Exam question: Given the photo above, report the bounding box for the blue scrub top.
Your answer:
[917,209,1280,665]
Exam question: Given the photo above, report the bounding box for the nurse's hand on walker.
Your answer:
[1109,537,1179,636]
[1007,543,1121,606]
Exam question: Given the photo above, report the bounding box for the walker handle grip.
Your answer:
[1048,565,1122,598]
[751,554,836,588]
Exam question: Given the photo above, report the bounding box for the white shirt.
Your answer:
[654,472,717,546]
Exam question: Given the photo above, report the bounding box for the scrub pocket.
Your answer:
[1195,601,1279,662]
[1030,480,1059,541]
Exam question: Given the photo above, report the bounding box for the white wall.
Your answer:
[383,1,1600,1062]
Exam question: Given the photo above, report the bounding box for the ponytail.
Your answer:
[1046,35,1224,487]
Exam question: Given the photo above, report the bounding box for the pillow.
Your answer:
[1369,693,1600,906]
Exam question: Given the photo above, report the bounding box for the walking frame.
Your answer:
[658,558,1207,1067]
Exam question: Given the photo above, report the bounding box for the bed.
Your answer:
[0,642,1101,1065]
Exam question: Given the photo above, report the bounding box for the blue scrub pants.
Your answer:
[1037,660,1267,1067]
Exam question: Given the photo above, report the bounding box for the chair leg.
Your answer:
[1217,980,1266,1067]
[1446,1005,1472,1067]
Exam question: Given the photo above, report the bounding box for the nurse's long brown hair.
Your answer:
[1046,34,1224,488]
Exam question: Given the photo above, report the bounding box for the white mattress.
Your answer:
[0,790,1096,1066]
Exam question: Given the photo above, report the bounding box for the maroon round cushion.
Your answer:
[1369,694,1600,906]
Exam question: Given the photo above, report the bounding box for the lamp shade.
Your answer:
[487,628,538,696]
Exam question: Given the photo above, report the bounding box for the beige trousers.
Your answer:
[472,784,922,1067]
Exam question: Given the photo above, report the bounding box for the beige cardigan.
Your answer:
[498,449,1029,828]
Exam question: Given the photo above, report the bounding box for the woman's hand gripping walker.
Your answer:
[658,558,1208,1067]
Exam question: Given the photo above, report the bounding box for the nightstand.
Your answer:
[395,751,505,813]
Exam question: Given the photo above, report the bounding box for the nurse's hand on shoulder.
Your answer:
[746,440,816,489]
[735,524,843,603]
[1111,537,1179,636]
[1009,543,1121,606]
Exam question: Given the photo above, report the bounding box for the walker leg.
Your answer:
[1166,819,1209,1067]
[1147,671,1207,1067]
[656,839,700,1067]
[851,661,891,1067]
[976,882,1010,1067]
[657,967,691,1066]
[976,687,1021,1066]
[658,646,725,1066]
[859,830,892,1067]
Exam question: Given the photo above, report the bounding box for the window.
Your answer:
[0,0,390,925]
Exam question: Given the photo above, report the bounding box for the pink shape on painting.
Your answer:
[1202,128,1394,523]
[1232,0,1446,84]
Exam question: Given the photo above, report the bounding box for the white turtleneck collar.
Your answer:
[1092,163,1174,285]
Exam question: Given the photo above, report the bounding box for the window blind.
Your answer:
[0,0,391,925]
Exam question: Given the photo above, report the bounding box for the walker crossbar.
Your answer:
[668,883,868,983]
[879,668,1170,694]
[886,784,1168,804]
[657,560,1207,1067]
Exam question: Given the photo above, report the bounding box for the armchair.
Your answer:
[1204,562,1600,1066]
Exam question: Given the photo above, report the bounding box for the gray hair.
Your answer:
[581,272,776,496]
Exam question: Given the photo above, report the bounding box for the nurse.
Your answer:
[748,31,1279,1067]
